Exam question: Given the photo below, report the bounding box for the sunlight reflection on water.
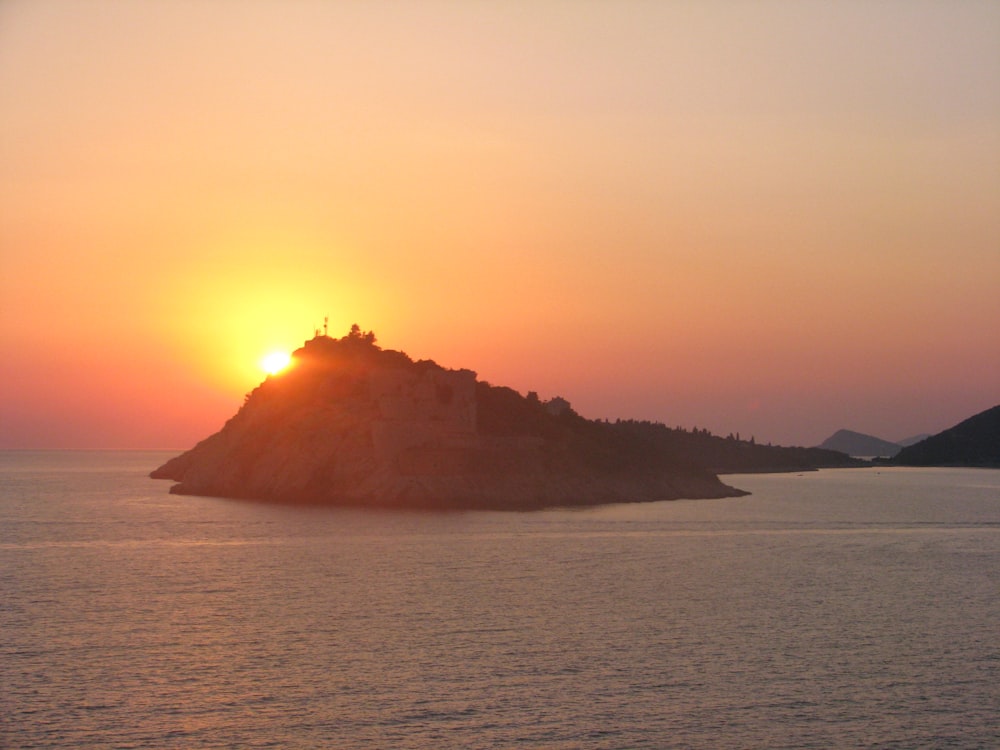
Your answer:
[2,455,998,748]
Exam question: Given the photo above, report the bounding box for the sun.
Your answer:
[260,350,292,375]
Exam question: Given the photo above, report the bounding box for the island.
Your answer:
[817,429,903,458]
[151,326,860,510]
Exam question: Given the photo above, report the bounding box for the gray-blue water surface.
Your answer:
[2,451,998,748]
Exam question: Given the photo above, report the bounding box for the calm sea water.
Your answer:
[2,452,998,749]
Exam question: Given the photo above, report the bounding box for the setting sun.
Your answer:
[260,351,292,376]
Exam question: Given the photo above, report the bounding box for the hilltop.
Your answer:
[891,404,1000,468]
[152,327,859,510]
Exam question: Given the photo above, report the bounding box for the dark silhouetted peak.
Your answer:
[892,405,1000,467]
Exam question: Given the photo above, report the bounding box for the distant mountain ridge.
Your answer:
[818,429,902,458]
[891,405,1000,468]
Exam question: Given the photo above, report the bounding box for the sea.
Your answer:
[2,451,998,749]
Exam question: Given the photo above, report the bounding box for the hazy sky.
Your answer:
[1,0,998,450]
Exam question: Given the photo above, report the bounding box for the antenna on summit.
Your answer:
[323,316,328,337]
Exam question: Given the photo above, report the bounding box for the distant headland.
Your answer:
[887,404,1000,468]
[151,326,861,510]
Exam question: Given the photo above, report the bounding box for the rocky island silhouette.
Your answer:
[151,326,860,510]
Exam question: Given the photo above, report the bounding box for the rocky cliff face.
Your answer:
[151,330,744,509]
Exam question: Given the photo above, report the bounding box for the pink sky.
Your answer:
[1,0,998,450]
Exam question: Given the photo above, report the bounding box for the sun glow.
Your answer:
[260,351,292,375]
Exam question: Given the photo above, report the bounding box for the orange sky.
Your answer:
[1,0,998,450]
